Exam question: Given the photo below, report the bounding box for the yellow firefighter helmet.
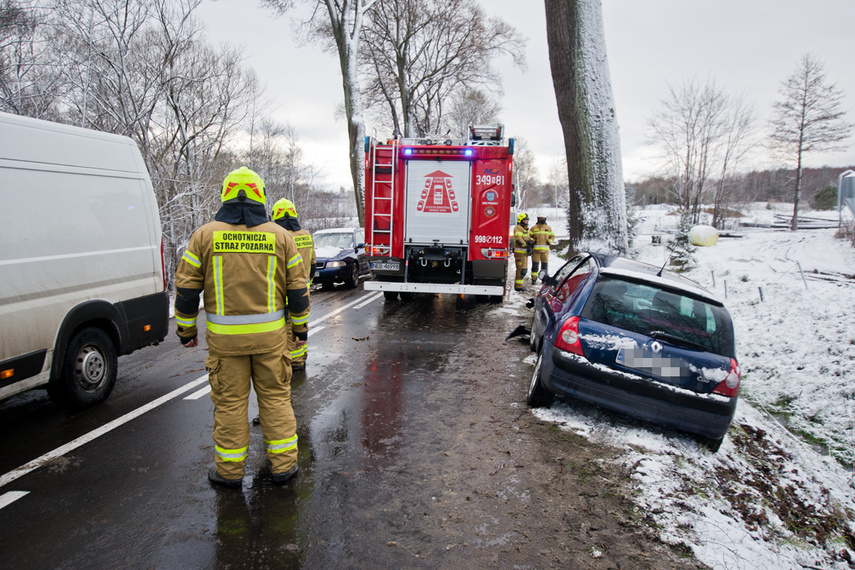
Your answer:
[221,167,266,205]
[271,198,298,220]
[517,212,529,224]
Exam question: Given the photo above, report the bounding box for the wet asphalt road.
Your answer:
[0,282,528,569]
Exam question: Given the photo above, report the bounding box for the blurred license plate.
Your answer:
[615,347,683,379]
[371,261,400,271]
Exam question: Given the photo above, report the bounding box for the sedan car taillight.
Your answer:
[554,316,584,356]
[713,358,741,397]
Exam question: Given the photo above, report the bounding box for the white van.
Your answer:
[0,112,168,409]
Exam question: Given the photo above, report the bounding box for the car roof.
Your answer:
[589,252,721,304]
[314,227,361,234]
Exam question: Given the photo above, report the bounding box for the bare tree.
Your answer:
[0,0,63,118]
[769,53,853,230]
[444,87,501,139]
[648,79,755,227]
[711,94,755,228]
[360,0,524,138]
[545,0,626,254]
[263,0,380,227]
[546,155,569,211]
[511,136,537,209]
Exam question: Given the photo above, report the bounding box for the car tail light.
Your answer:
[713,358,741,397]
[554,316,584,356]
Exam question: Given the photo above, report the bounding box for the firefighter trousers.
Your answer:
[206,351,297,479]
[531,250,549,281]
[514,252,529,290]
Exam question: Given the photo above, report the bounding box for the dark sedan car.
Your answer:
[313,228,370,289]
[528,252,740,451]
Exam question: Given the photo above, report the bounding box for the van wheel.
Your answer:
[50,327,117,410]
[527,352,554,408]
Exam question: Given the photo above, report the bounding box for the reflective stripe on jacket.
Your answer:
[513,223,531,254]
[175,220,310,356]
[530,223,554,250]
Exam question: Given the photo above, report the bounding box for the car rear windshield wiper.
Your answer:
[648,330,708,351]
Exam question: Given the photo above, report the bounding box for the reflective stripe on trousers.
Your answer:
[265,434,298,454]
[215,445,248,462]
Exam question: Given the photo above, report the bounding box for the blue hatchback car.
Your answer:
[528,252,740,451]
[313,228,369,289]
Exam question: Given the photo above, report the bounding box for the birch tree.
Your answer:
[263,0,379,226]
[544,0,626,254]
[769,53,853,230]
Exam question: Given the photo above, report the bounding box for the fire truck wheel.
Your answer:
[345,264,359,289]
[383,291,398,301]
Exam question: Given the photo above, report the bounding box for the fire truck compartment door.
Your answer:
[404,160,472,245]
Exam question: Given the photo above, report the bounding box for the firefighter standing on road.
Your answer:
[271,198,315,372]
[513,212,533,291]
[174,167,310,489]
[529,214,555,284]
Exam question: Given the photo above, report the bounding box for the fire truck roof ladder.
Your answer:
[370,138,396,257]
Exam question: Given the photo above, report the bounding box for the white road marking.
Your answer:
[183,385,212,400]
[0,291,382,494]
[355,293,382,309]
[312,292,382,325]
[0,491,29,510]
[0,375,210,490]
[307,325,326,337]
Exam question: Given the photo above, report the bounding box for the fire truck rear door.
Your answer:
[404,160,471,245]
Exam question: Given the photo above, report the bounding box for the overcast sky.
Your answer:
[196,0,855,192]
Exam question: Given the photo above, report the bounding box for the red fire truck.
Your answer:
[363,125,514,301]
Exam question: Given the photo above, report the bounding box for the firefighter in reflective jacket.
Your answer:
[174,167,310,488]
[271,198,315,372]
[529,214,555,283]
[513,212,532,291]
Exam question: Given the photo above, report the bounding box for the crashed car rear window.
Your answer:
[581,277,735,357]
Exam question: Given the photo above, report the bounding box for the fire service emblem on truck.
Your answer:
[417,170,459,213]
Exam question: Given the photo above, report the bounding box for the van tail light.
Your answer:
[713,358,741,397]
[160,239,167,291]
[554,316,584,356]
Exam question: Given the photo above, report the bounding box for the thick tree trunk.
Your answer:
[544,0,627,254]
[327,0,367,227]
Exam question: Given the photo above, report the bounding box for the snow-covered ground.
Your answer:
[514,202,855,569]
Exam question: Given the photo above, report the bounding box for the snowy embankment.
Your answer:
[515,203,855,569]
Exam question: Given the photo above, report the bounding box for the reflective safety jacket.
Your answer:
[530,222,554,251]
[513,223,531,255]
[279,225,315,283]
[174,220,310,356]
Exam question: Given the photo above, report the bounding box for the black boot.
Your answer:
[208,467,242,489]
